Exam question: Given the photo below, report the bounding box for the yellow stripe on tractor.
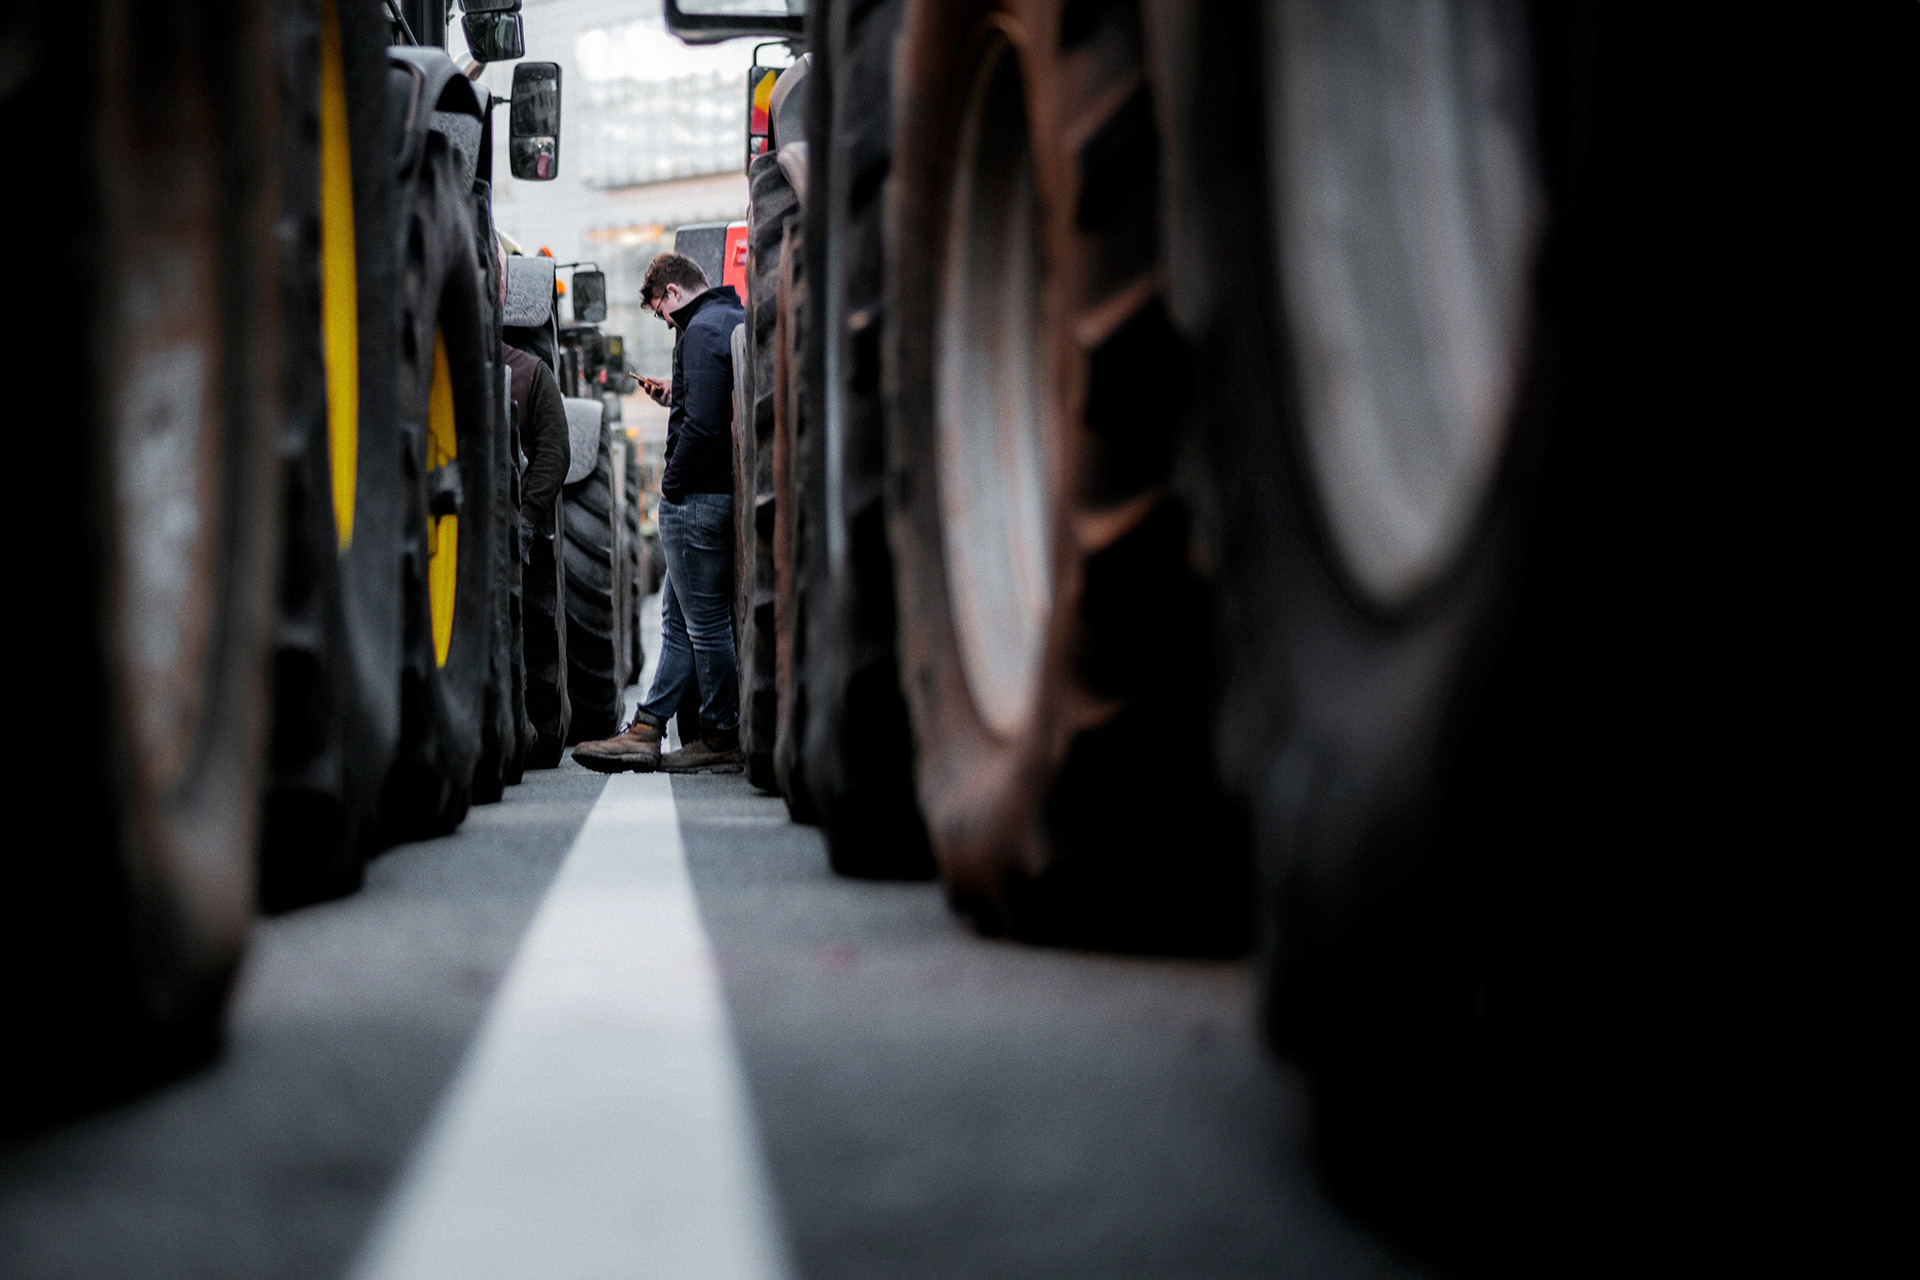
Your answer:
[428,329,458,667]
[319,0,358,551]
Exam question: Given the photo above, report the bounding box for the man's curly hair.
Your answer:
[640,251,709,306]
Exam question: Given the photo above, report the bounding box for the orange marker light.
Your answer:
[750,69,775,135]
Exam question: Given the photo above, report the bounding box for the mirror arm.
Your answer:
[383,0,418,45]
[752,40,801,65]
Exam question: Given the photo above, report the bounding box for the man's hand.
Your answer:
[637,375,670,406]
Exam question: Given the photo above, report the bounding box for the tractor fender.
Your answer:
[387,46,485,184]
[768,53,810,150]
[503,254,555,329]
[562,397,604,486]
[776,141,808,209]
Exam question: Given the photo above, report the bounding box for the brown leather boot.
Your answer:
[658,728,746,774]
[571,713,664,773]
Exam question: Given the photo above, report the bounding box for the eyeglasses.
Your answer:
[647,288,678,320]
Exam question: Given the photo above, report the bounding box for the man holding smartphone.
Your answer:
[574,252,745,773]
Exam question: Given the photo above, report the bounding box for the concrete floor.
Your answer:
[0,599,1425,1279]
[676,772,1422,1280]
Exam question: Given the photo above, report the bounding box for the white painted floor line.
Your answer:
[351,771,793,1280]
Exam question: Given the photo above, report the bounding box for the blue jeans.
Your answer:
[641,492,739,734]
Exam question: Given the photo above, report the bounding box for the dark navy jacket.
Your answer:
[661,285,744,502]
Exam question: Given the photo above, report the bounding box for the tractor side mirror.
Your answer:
[464,11,524,63]
[509,62,561,180]
[572,269,608,323]
[463,0,521,10]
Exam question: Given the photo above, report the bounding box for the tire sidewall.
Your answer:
[888,0,1106,889]
[390,135,497,818]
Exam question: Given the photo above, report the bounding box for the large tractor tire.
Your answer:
[1151,0,1570,1268]
[643,530,666,598]
[561,413,629,742]
[738,152,797,790]
[885,0,1246,948]
[260,0,405,911]
[379,129,501,840]
[1171,0,1549,955]
[467,181,521,803]
[619,431,647,677]
[522,504,571,767]
[611,435,634,688]
[771,216,822,822]
[797,0,934,878]
[7,0,279,1119]
[501,381,533,784]
[1156,5,1891,1271]
[625,433,648,675]
[503,276,570,765]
